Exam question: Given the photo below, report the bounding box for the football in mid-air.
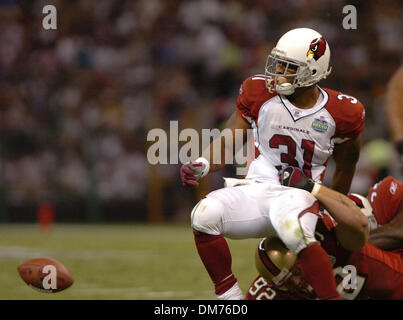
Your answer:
[17,257,74,293]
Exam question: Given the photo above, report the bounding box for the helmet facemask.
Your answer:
[348,193,379,231]
[265,53,312,96]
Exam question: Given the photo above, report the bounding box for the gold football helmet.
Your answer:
[255,237,297,288]
[255,237,316,298]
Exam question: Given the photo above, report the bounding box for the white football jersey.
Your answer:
[236,75,365,184]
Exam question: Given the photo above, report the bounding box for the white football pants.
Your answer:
[191,181,319,254]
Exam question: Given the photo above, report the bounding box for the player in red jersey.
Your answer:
[181,28,365,299]
[247,234,403,300]
[246,167,403,300]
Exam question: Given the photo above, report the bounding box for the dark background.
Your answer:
[0,0,401,223]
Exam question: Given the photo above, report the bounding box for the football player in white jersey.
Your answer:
[180,28,365,300]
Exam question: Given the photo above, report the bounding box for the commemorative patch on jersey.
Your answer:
[312,116,328,133]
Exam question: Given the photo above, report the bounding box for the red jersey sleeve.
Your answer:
[323,89,366,142]
[236,75,275,125]
[368,176,403,225]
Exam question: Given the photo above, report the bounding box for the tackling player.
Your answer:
[180,28,365,300]
[246,167,403,300]
[367,176,403,252]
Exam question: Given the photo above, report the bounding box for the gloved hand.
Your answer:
[280,166,315,193]
[180,158,210,188]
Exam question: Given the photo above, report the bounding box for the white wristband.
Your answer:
[311,183,322,197]
[195,157,210,178]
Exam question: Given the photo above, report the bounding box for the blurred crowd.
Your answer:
[0,0,402,221]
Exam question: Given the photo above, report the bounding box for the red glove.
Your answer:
[180,159,209,188]
[180,162,202,187]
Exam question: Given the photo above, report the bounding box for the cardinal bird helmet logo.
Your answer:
[306,37,327,61]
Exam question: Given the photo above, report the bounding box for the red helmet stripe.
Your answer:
[258,247,281,276]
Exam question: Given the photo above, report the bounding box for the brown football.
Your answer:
[17,257,74,293]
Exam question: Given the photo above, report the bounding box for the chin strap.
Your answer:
[276,82,295,95]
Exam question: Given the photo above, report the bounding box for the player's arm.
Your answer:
[317,186,369,251]
[282,167,369,251]
[311,185,369,251]
[180,111,250,187]
[331,135,361,194]
[201,111,250,173]
[385,65,403,167]
[369,211,403,250]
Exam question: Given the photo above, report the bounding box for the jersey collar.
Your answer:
[279,86,329,122]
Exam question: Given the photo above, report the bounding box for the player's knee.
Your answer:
[276,227,304,254]
[275,216,317,254]
[191,197,224,235]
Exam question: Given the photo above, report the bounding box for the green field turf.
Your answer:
[0,224,259,300]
